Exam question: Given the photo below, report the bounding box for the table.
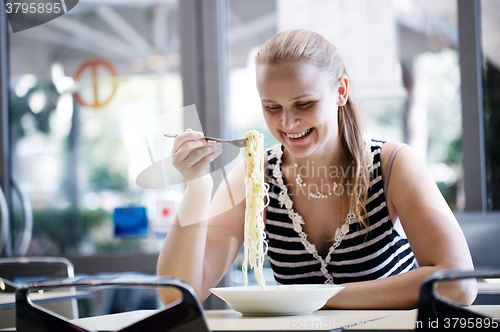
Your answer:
[4,280,500,331]
[73,309,408,331]
[72,305,500,331]
[347,305,500,331]
[205,309,412,331]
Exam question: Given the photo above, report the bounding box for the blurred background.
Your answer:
[0,0,499,311]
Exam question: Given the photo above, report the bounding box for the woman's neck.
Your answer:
[282,137,344,170]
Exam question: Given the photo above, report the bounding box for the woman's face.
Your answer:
[256,60,347,160]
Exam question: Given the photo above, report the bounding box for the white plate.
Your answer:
[209,284,344,316]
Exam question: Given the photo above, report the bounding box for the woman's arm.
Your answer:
[157,154,247,304]
[324,142,477,309]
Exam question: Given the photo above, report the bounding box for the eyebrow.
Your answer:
[261,93,318,103]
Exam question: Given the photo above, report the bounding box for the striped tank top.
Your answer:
[265,140,417,285]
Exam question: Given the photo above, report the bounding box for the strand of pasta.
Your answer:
[243,130,269,290]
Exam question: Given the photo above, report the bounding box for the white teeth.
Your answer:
[286,128,311,139]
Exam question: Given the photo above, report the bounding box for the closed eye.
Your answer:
[296,101,313,108]
[265,105,282,111]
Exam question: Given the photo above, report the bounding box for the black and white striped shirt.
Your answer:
[265,140,417,285]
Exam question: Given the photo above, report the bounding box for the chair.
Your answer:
[416,269,500,330]
[15,276,210,332]
[0,256,78,329]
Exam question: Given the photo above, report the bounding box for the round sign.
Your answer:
[73,59,118,108]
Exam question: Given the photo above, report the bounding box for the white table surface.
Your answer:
[72,305,500,331]
[346,305,500,330]
[205,309,406,331]
[71,308,423,331]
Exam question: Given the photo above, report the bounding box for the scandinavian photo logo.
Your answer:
[3,0,79,32]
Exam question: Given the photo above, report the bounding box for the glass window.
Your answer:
[227,0,278,150]
[481,0,500,210]
[9,0,182,256]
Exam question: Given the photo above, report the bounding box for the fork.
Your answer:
[164,134,248,148]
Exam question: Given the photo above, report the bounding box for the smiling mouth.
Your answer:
[285,128,313,139]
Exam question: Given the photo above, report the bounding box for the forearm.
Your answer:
[324,266,477,310]
[156,185,212,303]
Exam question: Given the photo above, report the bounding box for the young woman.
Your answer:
[157,29,476,309]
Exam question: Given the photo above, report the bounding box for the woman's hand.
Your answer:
[171,129,223,190]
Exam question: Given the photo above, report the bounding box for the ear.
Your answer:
[337,75,349,106]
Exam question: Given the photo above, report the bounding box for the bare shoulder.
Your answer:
[379,141,406,177]
[381,142,430,193]
[381,142,456,222]
[382,142,431,186]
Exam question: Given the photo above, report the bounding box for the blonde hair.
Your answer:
[256,29,372,228]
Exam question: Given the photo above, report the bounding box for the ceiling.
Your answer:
[7,0,500,78]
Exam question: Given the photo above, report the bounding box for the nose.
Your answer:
[281,108,300,130]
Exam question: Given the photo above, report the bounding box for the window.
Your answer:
[8,0,182,256]
[482,0,500,210]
